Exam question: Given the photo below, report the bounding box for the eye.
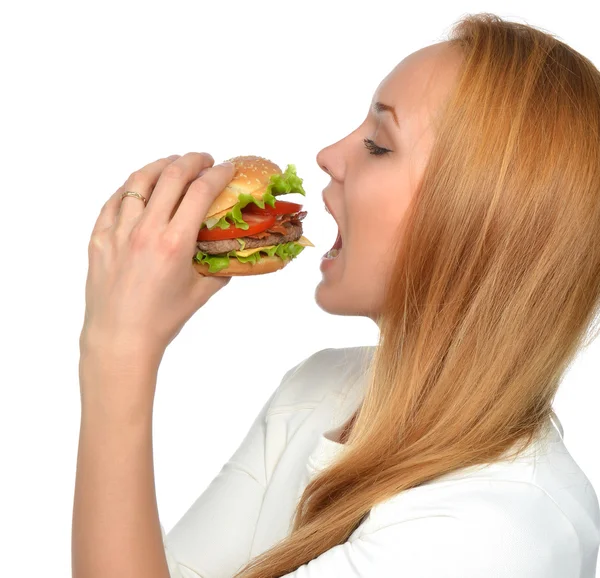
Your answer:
[363,137,392,156]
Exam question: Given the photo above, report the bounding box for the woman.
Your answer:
[73,13,600,578]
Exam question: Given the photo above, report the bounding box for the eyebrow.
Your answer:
[373,101,399,128]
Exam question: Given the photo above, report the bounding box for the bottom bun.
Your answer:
[193,255,291,276]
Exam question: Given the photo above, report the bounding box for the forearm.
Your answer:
[72,350,170,578]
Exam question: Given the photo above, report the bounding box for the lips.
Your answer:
[332,229,342,250]
[323,196,342,237]
[322,192,343,259]
[323,196,337,223]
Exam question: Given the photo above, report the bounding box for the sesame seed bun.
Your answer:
[203,155,283,222]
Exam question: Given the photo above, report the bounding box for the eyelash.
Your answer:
[363,137,392,156]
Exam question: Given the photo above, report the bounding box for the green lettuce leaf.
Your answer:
[200,164,306,231]
[193,241,306,274]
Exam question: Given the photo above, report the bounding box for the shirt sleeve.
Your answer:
[160,360,305,578]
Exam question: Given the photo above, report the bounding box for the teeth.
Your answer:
[324,248,340,259]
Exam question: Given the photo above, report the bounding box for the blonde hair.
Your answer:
[234,13,600,577]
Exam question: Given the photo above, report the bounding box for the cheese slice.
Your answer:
[204,205,233,225]
[204,184,262,220]
[234,245,276,257]
[232,235,315,258]
[296,235,315,247]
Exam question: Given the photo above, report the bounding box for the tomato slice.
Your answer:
[197,212,276,241]
[244,200,303,216]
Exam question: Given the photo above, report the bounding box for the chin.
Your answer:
[314,279,380,319]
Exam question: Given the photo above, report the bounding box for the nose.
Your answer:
[316,147,330,176]
[317,131,352,182]
[317,145,340,181]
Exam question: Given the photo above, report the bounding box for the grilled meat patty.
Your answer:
[196,221,303,255]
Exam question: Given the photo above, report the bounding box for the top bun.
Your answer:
[203,155,282,222]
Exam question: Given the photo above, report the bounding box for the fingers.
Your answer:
[168,161,237,245]
[142,152,216,228]
[117,156,182,224]
[91,155,180,235]
[91,189,124,236]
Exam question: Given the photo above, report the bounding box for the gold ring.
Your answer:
[121,190,148,206]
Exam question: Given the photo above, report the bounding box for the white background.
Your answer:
[1,1,599,576]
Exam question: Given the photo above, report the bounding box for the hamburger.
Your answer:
[193,155,314,276]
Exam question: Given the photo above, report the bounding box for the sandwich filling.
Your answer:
[194,211,313,273]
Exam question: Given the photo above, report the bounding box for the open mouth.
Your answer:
[323,228,343,260]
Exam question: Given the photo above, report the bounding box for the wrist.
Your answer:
[79,341,162,423]
[80,326,165,362]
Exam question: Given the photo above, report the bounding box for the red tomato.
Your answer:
[197,212,276,241]
[244,200,303,215]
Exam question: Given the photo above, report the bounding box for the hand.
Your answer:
[80,152,236,362]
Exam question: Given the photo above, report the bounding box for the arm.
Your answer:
[72,348,170,578]
[73,152,240,578]
[73,344,303,578]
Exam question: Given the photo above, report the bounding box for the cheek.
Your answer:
[315,168,414,317]
[315,207,404,317]
[349,189,408,270]
[346,221,398,294]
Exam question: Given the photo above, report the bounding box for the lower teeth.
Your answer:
[324,248,340,259]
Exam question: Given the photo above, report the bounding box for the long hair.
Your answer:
[234,13,600,577]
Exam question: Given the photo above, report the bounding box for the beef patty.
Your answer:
[196,221,303,255]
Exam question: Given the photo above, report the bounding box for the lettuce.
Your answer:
[193,241,305,274]
[200,164,306,231]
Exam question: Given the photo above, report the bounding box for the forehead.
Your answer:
[372,41,462,130]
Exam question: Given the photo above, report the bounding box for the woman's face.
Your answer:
[314,41,462,323]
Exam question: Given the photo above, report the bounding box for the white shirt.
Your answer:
[160,346,600,577]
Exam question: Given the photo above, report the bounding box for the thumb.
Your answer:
[190,273,232,310]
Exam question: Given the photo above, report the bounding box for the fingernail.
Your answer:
[168,154,181,160]
[218,161,235,168]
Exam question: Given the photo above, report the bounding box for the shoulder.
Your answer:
[268,345,375,411]
[353,479,584,576]
[365,478,575,533]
